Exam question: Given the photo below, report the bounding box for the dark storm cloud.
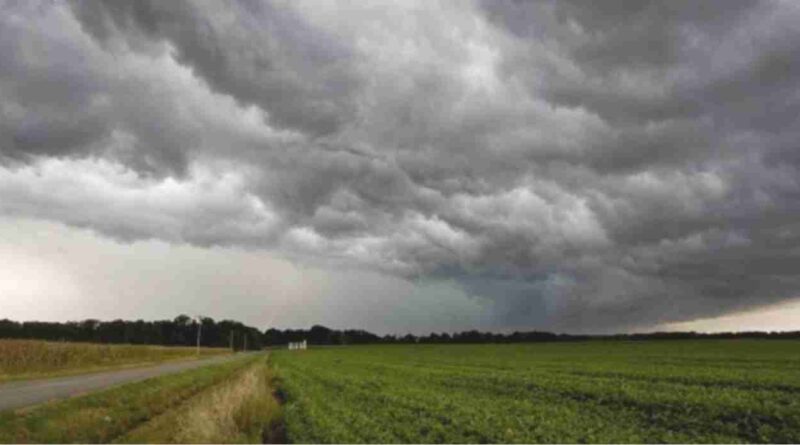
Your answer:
[71,0,361,137]
[0,3,109,160]
[2,0,800,332]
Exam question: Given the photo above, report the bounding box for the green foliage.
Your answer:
[272,340,800,443]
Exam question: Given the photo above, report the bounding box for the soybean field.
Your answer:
[271,340,800,443]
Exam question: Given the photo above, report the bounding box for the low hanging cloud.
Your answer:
[2,0,800,332]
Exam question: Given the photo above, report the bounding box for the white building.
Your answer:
[288,340,307,350]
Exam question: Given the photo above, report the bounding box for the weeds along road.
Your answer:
[0,352,258,412]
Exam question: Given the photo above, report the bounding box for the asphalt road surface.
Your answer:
[0,353,249,412]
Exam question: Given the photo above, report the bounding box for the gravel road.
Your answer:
[0,353,251,412]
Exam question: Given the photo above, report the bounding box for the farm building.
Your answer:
[288,340,307,350]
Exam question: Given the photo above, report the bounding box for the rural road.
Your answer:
[0,353,252,412]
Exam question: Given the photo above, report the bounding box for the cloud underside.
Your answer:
[2,0,800,331]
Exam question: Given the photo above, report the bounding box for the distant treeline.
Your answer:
[0,316,264,350]
[2,316,799,348]
[271,326,800,346]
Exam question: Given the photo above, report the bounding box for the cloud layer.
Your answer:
[2,0,800,331]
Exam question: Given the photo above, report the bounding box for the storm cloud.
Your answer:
[2,0,800,332]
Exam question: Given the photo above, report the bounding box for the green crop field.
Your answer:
[271,340,800,443]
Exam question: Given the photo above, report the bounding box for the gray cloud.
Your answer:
[1,0,800,332]
[71,0,361,137]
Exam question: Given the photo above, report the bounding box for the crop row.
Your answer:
[271,341,800,443]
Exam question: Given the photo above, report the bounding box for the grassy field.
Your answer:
[0,354,270,443]
[0,339,230,382]
[271,340,800,443]
[117,356,282,443]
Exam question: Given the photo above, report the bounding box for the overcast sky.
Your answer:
[2,0,800,334]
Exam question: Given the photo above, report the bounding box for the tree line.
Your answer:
[0,315,264,350]
[2,316,799,348]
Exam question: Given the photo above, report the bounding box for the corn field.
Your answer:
[0,339,229,379]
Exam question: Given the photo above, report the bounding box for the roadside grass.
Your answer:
[0,339,230,383]
[117,356,283,443]
[0,354,260,443]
